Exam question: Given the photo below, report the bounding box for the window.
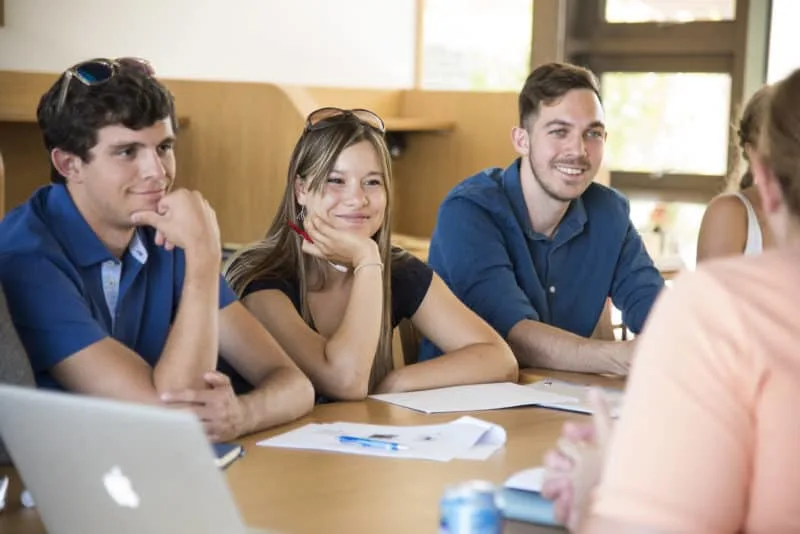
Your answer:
[767,0,800,83]
[629,199,706,269]
[560,0,749,201]
[602,72,731,176]
[556,0,758,281]
[420,0,533,91]
[604,0,736,23]
[610,198,704,339]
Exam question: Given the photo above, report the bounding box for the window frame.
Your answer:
[414,0,536,91]
[558,0,768,202]
[413,0,771,201]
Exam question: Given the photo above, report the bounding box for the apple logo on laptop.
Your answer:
[103,466,140,509]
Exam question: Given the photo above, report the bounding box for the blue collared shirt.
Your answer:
[419,160,664,360]
[0,184,237,389]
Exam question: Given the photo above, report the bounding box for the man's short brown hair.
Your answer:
[518,62,601,128]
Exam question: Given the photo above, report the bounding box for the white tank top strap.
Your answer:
[732,191,764,255]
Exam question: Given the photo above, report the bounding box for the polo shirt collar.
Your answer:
[47,184,148,267]
[501,158,588,244]
[127,230,149,265]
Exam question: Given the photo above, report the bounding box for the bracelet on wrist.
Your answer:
[353,261,384,275]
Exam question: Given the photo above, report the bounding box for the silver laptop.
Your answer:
[0,385,270,534]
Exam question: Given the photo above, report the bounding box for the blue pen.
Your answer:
[338,435,409,451]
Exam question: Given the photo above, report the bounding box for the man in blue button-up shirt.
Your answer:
[0,58,313,441]
[420,62,665,375]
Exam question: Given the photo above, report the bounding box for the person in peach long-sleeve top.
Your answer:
[542,67,800,533]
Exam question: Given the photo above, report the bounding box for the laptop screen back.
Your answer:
[0,385,249,534]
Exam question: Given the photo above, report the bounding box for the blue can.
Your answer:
[439,480,503,534]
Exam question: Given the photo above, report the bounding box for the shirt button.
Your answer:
[549,286,556,294]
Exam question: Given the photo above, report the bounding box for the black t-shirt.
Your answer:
[241,249,434,329]
[219,249,434,395]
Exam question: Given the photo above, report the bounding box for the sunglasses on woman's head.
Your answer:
[55,57,155,114]
[304,107,385,134]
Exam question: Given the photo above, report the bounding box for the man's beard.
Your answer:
[528,152,587,203]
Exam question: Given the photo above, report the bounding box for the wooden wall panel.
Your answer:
[0,71,522,243]
[0,72,309,244]
[393,90,518,236]
[0,71,54,119]
[0,122,48,211]
[0,71,64,214]
[162,80,306,244]
[305,88,403,117]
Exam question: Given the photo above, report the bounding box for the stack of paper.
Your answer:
[524,379,624,418]
[257,416,506,462]
[369,382,577,414]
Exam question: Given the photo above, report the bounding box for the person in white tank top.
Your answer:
[731,190,763,254]
[697,86,774,262]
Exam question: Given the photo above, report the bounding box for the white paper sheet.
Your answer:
[450,416,506,460]
[369,382,577,414]
[504,466,545,492]
[257,416,507,462]
[524,379,624,418]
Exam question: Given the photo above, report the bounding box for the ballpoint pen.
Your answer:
[287,221,349,273]
[287,221,313,243]
[338,435,409,451]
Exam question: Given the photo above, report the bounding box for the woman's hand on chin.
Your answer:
[302,215,380,267]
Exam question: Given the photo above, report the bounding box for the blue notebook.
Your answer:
[212,443,244,469]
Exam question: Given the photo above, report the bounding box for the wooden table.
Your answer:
[0,370,623,534]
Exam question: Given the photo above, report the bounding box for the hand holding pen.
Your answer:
[289,216,380,273]
[288,220,348,272]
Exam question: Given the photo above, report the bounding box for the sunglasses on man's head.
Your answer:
[305,107,385,134]
[55,57,155,114]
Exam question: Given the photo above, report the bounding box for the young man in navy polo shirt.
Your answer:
[0,58,313,442]
[420,62,665,375]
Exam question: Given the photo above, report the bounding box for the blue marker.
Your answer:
[338,435,409,451]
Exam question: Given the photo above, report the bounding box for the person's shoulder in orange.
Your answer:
[589,246,800,534]
[698,244,800,324]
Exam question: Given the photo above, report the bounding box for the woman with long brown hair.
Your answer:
[225,108,517,400]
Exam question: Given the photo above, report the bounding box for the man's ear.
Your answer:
[294,175,307,206]
[511,126,530,157]
[51,148,83,183]
[750,149,783,214]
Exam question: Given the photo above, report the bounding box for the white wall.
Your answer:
[0,0,417,88]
